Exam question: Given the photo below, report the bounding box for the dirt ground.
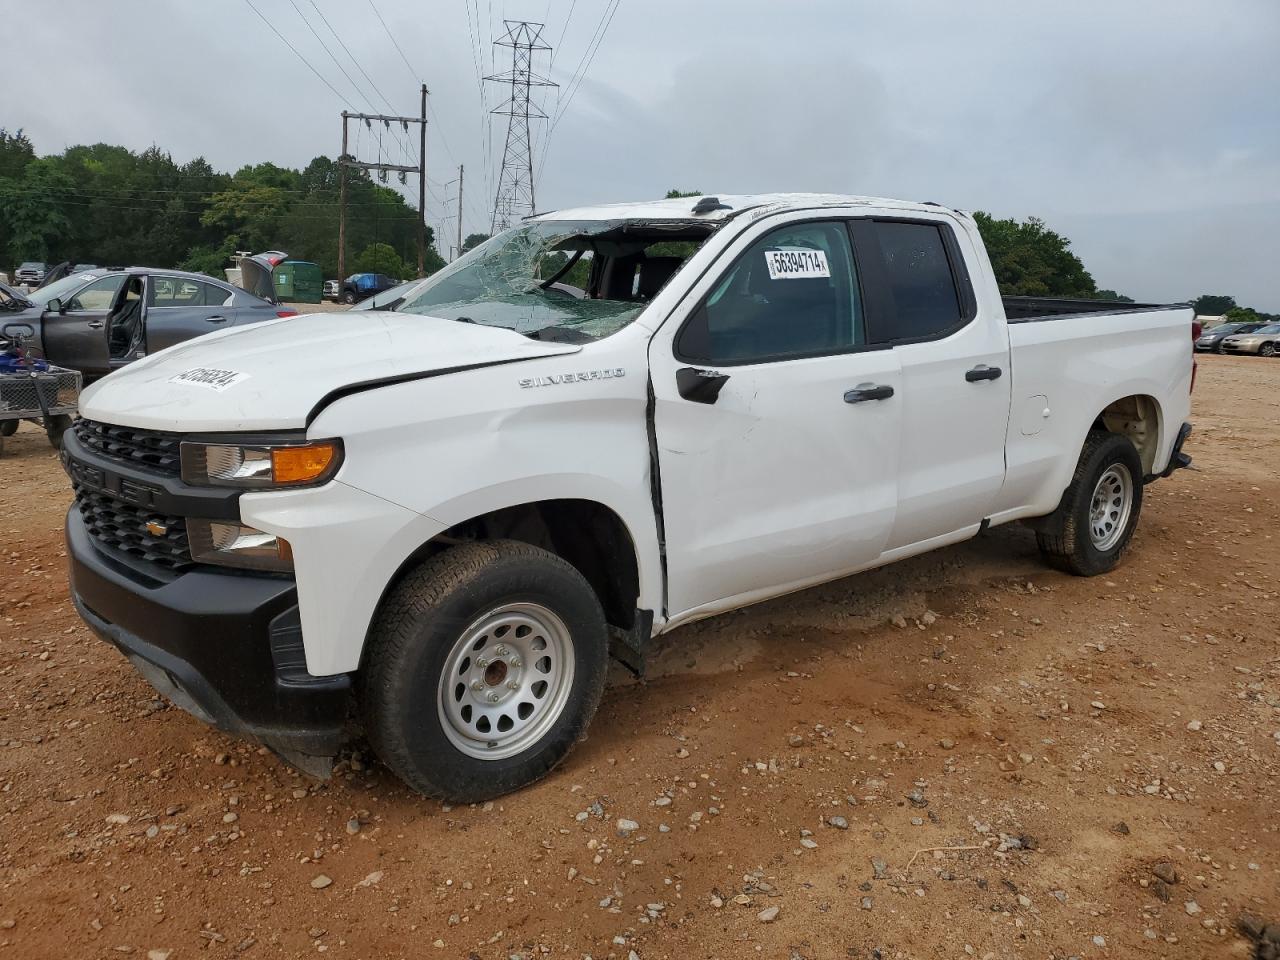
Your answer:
[1,354,1277,960]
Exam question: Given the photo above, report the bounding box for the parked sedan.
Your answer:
[6,256,296,379]
[1195,322,1266,353]
[1220,323,1280,357]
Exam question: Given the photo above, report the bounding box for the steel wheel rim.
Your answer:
[1088,464,1133,551]
[438,602,575,761]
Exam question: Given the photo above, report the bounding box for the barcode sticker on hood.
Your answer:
[765,248,830,280]
[169,367,250,391]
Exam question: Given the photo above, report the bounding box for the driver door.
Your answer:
[42,274,124,376]
[650,216,903,620]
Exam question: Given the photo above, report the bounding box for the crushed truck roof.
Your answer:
[530,192,963,223]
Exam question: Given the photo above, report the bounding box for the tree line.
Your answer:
[0,129,444,282]
[0,135,1267,321]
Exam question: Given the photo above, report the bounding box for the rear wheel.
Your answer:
[361,540,609,802]
[1036,431,1144,576]
[1260,342,1276,358]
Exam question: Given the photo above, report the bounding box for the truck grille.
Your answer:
[74,484,192,571]
[74,419,183,477]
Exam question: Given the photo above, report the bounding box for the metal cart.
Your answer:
[0,322,82,456]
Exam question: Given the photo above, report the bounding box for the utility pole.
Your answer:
[418,83,427,276]
[486,21,556,233]
[337,88,430,281]
[456,164,464,259]
[338,113,349,281]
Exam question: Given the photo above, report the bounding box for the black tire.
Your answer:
[1214,342,1225,354]
[1260,342,1276,358]
[342,290,356,305]
[45,414,72,450]
[360,540,609,802]
[1035,431,1144,577]
[0,420,16,437]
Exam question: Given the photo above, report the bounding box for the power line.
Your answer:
[366,0,419,84]
[242,0,354,109]
[539,0,620,183]
[286,0,377,112]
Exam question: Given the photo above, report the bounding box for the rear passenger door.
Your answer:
[850,218,1011,552]
[145,276,236,354]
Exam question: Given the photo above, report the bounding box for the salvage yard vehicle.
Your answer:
[7,256,297,379]
[62,193,1195,801]
[1219,322,1280,357]
[1195,321,1266,353]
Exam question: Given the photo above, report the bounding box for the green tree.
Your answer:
[462,232,490,253]
[0,128,35,180]
[0,158,75,261]
[1192,294,1236,316]
[1223,306,1264,324]
[1093,289,1134,302]
[353,242,408,278]
[664,188,702,199]
[972,212,1097,298]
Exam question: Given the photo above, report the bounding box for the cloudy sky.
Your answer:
[6,0,1278,309]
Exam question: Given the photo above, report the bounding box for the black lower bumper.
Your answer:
[67,511,350,771]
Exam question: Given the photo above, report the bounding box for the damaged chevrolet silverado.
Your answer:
[63,193,1195,801]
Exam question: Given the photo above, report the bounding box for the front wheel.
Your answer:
[1260,342,1276,358]
[361,540,609,802]
[0,420,16,437]
[342,291,356,305]
[1036,431,1144,576]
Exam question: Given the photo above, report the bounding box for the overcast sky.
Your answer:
[5,0,1278,309]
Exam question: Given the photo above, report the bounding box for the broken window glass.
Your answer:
[398,219,716,341]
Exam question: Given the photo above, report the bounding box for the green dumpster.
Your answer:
[274,260,323,304]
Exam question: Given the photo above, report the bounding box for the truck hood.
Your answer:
[79,311,582,431]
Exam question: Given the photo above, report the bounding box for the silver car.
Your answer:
[1220,322,1280,357]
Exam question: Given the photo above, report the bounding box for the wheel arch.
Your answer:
[1089,392,1165,476]
[359,497,649,671]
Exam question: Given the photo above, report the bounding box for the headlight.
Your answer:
[188,519,293,572]
[180,439,342,488]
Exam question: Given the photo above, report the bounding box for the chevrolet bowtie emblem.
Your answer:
[145,520,169,537]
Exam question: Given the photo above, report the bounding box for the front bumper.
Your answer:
[68,510,350,772]
[1219,342,1259,354]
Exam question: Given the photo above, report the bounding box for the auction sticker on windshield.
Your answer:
[168,367,250,391]
[765,248,830,280]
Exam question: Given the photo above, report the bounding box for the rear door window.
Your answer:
[859,221,968,343]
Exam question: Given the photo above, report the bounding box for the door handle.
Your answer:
[965,364,1002,382]
[204,315,229,324]
[676,366,730,404]
[844,383,894,403]
[87,320,104,329]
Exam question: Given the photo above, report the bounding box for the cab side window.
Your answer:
[66,275,125,312]
[678,221,863,365]
[858,221,968,343]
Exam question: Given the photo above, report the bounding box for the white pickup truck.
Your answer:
[64,193,1195,800]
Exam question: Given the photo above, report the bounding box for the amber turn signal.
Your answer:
[271,441,340,484]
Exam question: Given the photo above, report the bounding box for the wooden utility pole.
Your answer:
[456,164,464,259]
[418,83,427,276]
[338,112,349,281]
[337,86,430,281]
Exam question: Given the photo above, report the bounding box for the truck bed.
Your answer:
[1003,296,1188,323]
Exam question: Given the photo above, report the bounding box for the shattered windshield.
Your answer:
[397,218,713,341]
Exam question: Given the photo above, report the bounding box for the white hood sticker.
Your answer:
[765,248,829,280]
[169,367,250,391]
